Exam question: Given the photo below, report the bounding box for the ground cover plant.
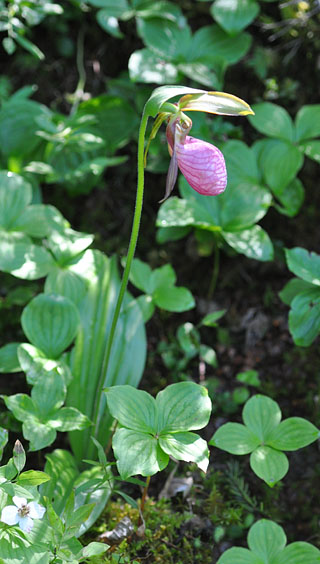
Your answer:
[0,1,320,562]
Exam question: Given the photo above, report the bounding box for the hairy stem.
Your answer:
[93,110,149,435]
[207,239,220,300]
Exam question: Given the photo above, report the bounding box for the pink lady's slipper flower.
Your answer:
[1,496,46,533]
[162,115,227,202]
[144,88,253,203]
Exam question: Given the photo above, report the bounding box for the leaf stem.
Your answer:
[93,110,149,435]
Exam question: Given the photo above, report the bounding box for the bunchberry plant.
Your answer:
[217,519,320,564]
[210,394,320,486]
[105,381,212,479]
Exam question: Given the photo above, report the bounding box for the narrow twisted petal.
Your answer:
[175,136,227,196]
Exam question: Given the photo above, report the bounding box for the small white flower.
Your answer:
[1,496,46,533]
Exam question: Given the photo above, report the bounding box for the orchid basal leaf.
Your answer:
[178,91,254,116]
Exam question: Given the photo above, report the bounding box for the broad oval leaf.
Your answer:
[210,422,260,454]
[211,0,260,35]
[220,181,271,231]
[223,140,260,183]
[189,25,252,66]
[156,381,211,433]
[129,48,179,84]
[242,395,281,442]
[0,240,54,280]
[285,247,320,286]
[248,519,286,561]
[0,172,32,230]
[0,342,21,373]
[159,432,209,472]
[13,205,53,238]
[18,343,72,386]
[275,542,320,564]
[217,547,260,564]
[294,104,320,142]
[248,102,294,141]
[258,139,303,193]
[21,293,80,359]
[105,385,157,433]
[153,285,195,312]
[289,288,320,347]
[45,268,87,306]
[266,417,319,451]
[112,428,169,479]
[137,17,192,62]
[300,139,320,164]
[250,446,289,486]
[223,225,274,262]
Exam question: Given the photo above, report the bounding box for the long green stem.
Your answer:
[93,110,149,435]
[70,26,86,115]
[207,239,220,300]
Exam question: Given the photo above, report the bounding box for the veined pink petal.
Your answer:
[175,136,227,196]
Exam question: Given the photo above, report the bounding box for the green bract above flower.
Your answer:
[144,85,254,118]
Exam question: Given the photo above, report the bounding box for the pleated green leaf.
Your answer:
[156,381,211,433]
[21,293,80,359]
[0,241,54,280]
[113,428,169,479]
[159,431,209,472]
[106,385,157,433]
[0,171,32,229]
[18,343,72,386]
[65,251,146,463]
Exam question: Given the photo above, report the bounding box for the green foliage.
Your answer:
[280,247,320,346]
[127,258,195,320]
[3,369,91,450]
[0,0,62,59]
[210,395,319,486]
[158,318,220,380]
[157,173,273,262]
[106,382,211,478]
[0,0,319,559]
[217,519,320,563]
